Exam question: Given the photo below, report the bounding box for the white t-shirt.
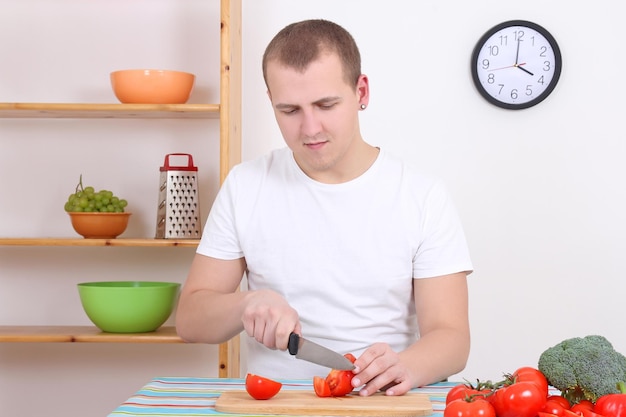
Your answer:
[197,147,473,379]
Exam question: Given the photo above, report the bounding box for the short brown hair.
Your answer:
[262,19,362,90]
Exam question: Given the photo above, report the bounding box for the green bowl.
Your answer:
[77,281,181,333]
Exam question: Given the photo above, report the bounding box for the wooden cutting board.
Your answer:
[215,390,433,416]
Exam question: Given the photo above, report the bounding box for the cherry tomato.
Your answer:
[444,398,496,417]
[313,376,332,397]
[512,366,549,398]
[245,373,282,400]
[547,395,571,410]
[491,380,547,417]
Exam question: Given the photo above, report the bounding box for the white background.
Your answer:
[1,0,625,416]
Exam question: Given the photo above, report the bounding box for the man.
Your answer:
[176,19,472,396]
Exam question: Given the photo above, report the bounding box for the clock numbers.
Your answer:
[471,20,562,109]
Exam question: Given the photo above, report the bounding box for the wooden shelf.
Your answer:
[0,102,220,119]
[0,325,184,343]
[0,238,200,247]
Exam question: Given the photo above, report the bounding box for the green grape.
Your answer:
[65,175,128,213]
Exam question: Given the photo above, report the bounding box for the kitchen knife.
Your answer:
[288,332,355,370]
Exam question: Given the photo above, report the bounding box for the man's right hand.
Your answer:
[241,289,300,350]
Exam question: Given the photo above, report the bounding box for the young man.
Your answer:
[176,19,473,396]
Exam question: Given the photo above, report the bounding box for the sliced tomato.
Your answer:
[326,369,354,396]
[325,353,356,397]
[245,373,282,400]
[314,376,332,397]
[313,353,356,398]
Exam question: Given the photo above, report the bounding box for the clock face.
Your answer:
[471,20,562,109]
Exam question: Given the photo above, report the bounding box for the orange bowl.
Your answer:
[69,212,131,239]
[110,69,195,104]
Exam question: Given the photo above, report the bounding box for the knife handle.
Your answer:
[287,332,299,355]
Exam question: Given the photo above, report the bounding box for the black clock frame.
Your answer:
[470,20,562,110]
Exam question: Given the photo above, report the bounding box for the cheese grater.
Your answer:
[155,153,202,239]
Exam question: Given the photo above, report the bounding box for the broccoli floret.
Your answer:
[538,335,626,403]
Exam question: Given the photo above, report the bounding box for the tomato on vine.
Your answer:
[490,380,547,417]
[511,366,549,398]
[446,383,491,405]
[444,398,496,417]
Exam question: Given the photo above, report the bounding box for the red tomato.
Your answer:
[447,384,479,404]
[313,353,356,398]
[543,399,568,416]
[325,353,356,397]
[245,373,282,400]
[491,380,547,417]
[579,409,608,417]
[547,395,571,409]
[326,369,354,396]
[595,392,626,417]
[444,398,496,417]
[313,376,332,397]
[513,366,549,398]
[539,413,561,417]
[571,400,594,414]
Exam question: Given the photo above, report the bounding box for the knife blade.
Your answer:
[288,332,355,370]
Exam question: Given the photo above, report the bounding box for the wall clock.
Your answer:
[471,20,562,110]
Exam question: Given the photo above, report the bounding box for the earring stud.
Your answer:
[360,104,367,110]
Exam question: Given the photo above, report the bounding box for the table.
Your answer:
[108,377,457,416]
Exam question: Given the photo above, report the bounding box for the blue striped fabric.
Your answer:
[109,377,457,416]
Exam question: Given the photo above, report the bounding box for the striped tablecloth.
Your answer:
[108,377,457,417]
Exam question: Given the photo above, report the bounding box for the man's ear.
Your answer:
[356,74,370,108]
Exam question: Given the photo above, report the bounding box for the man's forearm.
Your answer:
[176,290,247,344]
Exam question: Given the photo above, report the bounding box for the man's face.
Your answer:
[266,52,368,183]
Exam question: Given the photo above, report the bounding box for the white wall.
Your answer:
[1,0,625,416]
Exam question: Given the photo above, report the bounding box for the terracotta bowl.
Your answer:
[68,212,131,239]
[77,281,180,333]
[110,69,196,104]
